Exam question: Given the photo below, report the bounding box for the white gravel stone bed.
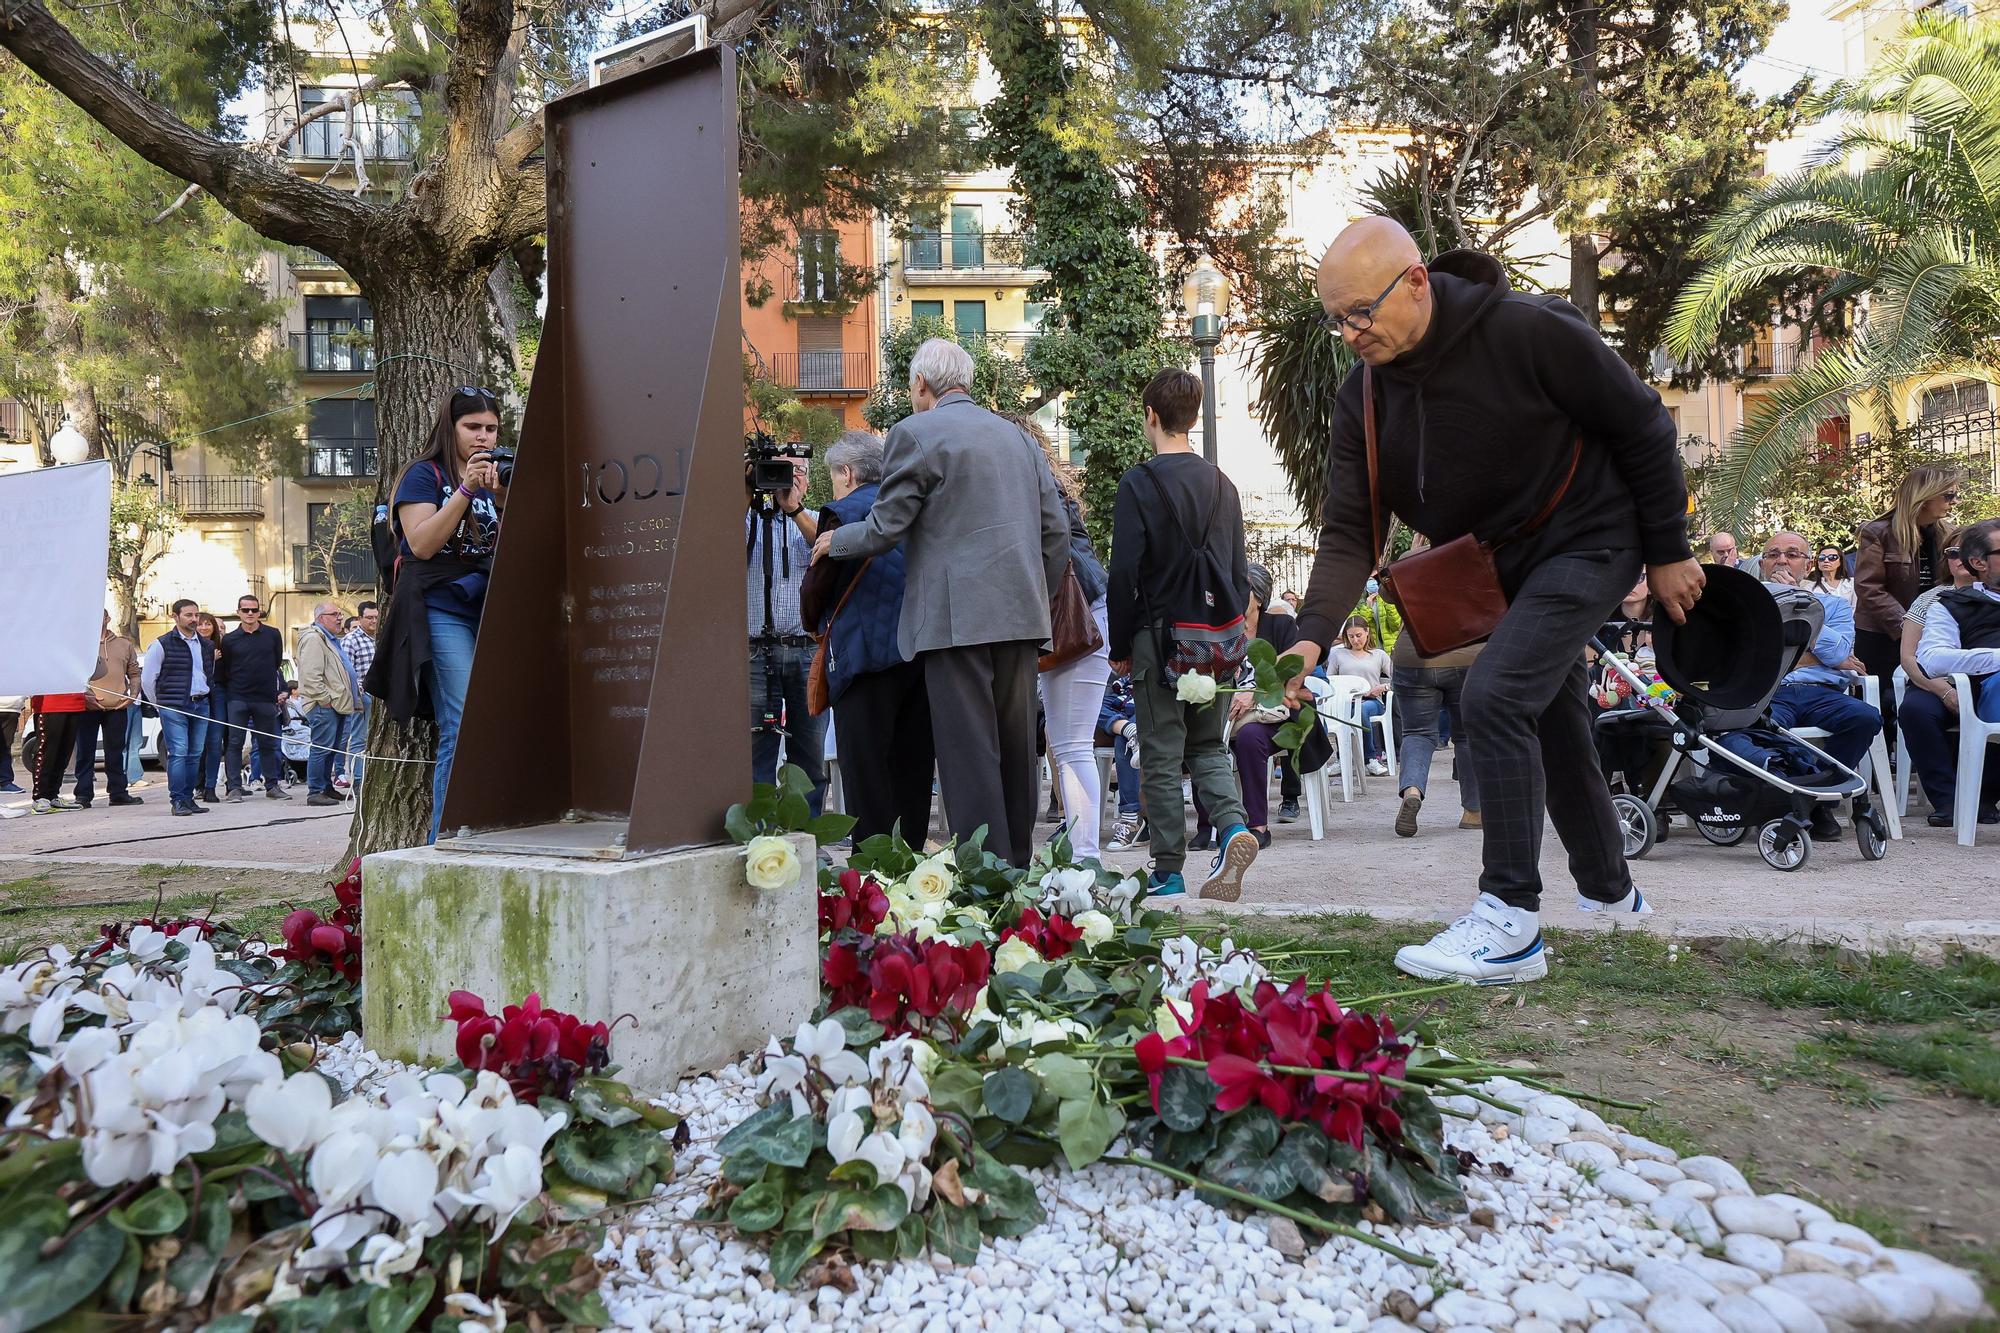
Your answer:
[308,1035,1991,1332]
[590,1066,1991,1333]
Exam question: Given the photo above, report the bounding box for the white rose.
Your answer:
[993,937,1039,975]
[1154,1001,1187,1040]
[904,857,955,905]
[1174,673,1218,705]
[742,836,801,890]
[1073,910,1115,949]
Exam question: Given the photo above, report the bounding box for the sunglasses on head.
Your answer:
[456,386,497,400]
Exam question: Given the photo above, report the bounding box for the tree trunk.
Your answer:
[346,263,494,859]
[1566,0,1602,329]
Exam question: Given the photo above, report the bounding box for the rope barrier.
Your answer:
[95,689,435,765]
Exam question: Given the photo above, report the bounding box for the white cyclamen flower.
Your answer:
[357,1231,426,1287]
[853,1132,906,1187]
[796,1018,868,1088]
[459,1141,543,1237]
[742,836,802,890]
[896,1102,937,1163]
[868,1037,931,1103]
[1174,673,1218,705]
[246,1071,335,1154]
[1038,866,1097,918]
[122,926,170,964]
[372,1147,441,1230]
[826,1108,866,1165]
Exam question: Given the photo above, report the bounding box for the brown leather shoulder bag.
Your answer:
[1364,366,1581,657]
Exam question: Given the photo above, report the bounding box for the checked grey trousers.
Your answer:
[1462,547,1642,911]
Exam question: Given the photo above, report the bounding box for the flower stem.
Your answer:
[1338,981,1469,1007]
[1101,1153,1434,1267]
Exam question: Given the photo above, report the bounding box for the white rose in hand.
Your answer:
[742,835,801,890]
[1174,673,1218,705]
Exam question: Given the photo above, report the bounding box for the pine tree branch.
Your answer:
[0,0,371,251]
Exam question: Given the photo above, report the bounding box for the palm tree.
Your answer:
[1247,261,1357,523]
[1668,13,2000,529]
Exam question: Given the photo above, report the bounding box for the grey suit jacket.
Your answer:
[825,391,1069,658]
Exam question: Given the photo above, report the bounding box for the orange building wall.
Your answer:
[740,217,880,434]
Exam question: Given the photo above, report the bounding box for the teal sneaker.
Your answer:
[1198,823,1259,902]
[1146,870,1187,897]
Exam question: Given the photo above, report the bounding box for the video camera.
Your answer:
[744,432,809,498]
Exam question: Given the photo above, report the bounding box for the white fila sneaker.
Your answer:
[1394,894,1548,984]
[1578,886,1654,915]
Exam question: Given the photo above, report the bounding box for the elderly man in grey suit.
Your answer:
[811,338,1069,865]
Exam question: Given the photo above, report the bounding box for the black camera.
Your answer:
[744,433,807,497]
[485,444,517,488]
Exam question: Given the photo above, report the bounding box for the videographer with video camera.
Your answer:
[744,434,827,815]
[363,387,507,843]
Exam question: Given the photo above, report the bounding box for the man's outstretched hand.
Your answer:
[1649,558,1707,625]
[1284,641,1323,708]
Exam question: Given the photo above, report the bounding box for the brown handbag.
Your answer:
[1363,366,1581,658]
[1039,560,1105,672]
[807,556,872,717]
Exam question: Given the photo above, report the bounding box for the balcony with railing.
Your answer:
[292,544,378,591]
[0,398,24,442]
[901,231,1042,281]
[291,330,376,374]
[772,351,876,394]
[170,476,264,517]
[286,246,345,275]
[290,113,418,163]
[1743,337,1804,377]
[302,439,379,478]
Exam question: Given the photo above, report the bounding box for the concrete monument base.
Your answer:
[360,834,816,1091]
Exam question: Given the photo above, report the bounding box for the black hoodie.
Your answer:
[1295,250,1691,651]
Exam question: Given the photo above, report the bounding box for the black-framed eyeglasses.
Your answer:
[1319,267,1413,335]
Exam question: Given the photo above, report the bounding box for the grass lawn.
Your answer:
[1207,911,2000,1294]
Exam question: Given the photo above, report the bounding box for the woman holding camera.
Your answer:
[364,388,505,842]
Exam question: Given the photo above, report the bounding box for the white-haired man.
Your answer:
[296,601,360,806]
[812,337,1069,865]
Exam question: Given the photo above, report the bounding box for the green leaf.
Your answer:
[851,1227,897,1262]
[806,811,858,842]
[769,1230,821,1287]
[573,1084,643,1128]
[1275,1125,1356,1204]
[927,1200,982,1265]
[826,1006,885,1049]
[809,1183,908,1243]
[895,1209,927,1260]
[776,788,813,830]
[113,1185,188,1235]
[826,1159,880,1187]
[1205,1107,1295,1202]
[164,1187,232,1302]
[966,1147,1045,1236]
[1029,1053,1093,1102]
[105,1233,142,1311]
[0,1204,125,1330]
[1157,1063,1213,1133]
[1400,1093,1448,1172]
[552,1120,669,1193]
[1056,1097,1124,1171]
[729,1179,788,1232]
[204,1317,257,1333]
[1151,1120,1219,1172]
[366,1274,436,1333]
[982,1066,1035,1122]
[718,1100,793,1158]
[1365,1142,1424,1224]
[778,763,815,800]
[927,1063,986,1119]
[725,803,758,843]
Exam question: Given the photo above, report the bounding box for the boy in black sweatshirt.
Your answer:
[1292,218,1705,984]
[1107,368,1258,903]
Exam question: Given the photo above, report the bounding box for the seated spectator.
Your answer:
[1328,616,1393,776]
[1897,526,1975,827]
[1099,673,1145,851]
[1912,517,2000,825]
[1351,580,1401,654]
[1604,572,1654,662]
[1192,565,1319,850]
[1715,531,1882,840]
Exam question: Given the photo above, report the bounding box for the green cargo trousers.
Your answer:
[1131,629,1245,876]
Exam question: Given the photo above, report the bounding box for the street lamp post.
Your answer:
[1182,262,1231,465]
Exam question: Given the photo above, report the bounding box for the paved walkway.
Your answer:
[6,765,1997,954]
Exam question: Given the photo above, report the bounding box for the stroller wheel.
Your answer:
[1758,819,1812,872]
[1695,820,1748,847]
[1856,809,1889,862]
[1612,794,1657,859]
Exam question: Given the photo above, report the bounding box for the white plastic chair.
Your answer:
[1307,676,1370,802]
[1892,668,1913,818]
[822,718,843,815]
[1370,691,1397,780]
[1789,675,1900,840]
[1950,672,2000,847]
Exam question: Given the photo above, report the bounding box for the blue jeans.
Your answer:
[749,641,826,815]
[159,708,209,807]
[427,603,480,842]
[1113,733,1140,815]
[71,709,131,803]
[306,705,348,794]
[1900,676,2000,816]
[200,690,232,792]
[1718,682,1881,773]
[341,706,368,788]
[1393,664,1478,811]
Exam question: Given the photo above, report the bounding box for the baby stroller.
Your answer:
[1591,565,1890,873]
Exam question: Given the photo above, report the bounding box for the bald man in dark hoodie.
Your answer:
[1289,218,1705,985]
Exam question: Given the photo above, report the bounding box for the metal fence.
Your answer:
[292,114,418,162]
[302,440,379,478]
[1742,338,1802,377]
[1894,409,2000,491]
[772,351,875,393]
[902,232,1033,272]
[0,398,23,441]
[291,331,376,374]
[170,476,263,517]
